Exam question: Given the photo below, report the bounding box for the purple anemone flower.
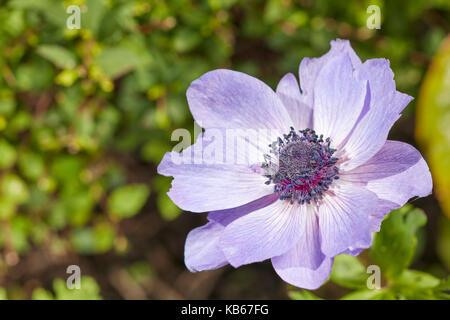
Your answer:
[157,39,432,289]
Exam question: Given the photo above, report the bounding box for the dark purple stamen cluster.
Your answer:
[262,127,339,205]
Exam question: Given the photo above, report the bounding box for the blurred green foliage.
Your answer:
[0,0,449,299]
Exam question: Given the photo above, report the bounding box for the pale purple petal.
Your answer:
[187,69,293,134]
[339,59,414,171]
[366,158,432,207]
[341,140,433,207]
[219,201,306,268]
[271,205,324,270]
[185,222,228,272]
[272,256,333,290]
[299,39,361,109]
[318,184,378,257]
[342,198,400,256]
[158,139,272,212]
[276,73,312,129]
[313,53,367,148]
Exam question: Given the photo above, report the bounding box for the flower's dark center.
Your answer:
[262,127,339,205]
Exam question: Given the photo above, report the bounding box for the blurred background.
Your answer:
[0,0,449,299]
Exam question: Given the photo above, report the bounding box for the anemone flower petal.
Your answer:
[313,53,367,148]
[341,140,432,207]
[271,205,324,270]
[339,59,414,171]
[276,73,312,130]
[318,184,378,257]
[272,256,333,290]
[299,39,361,109]
[187,69,293,135]
[219,200,307,268]
[158,136,273,212]
[185,221,228,272]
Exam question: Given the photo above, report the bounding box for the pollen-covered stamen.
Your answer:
[262,127,339,205]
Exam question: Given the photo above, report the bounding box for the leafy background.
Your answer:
[0,0,449,299]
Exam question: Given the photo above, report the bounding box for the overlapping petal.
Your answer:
[157,136,273,212]
[276,73,312,130]
[299,39,361,109]
[341,140,432,207]
[187,69,293,135]
[185,222,228,272]
[313,53,368,148]
[339,59,413,171]
[271,205,324,270]
[219,200,307,268]
[318,184,378,257]
[272,256,333,290]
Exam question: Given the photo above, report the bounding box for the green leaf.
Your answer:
[370,205,427,279]
[0,139,17,169]
[393,271,449,300]
[95,47,141,79]
[331,254,368,289]
[0,288,7,300]
[107,184,150,219]
[289,290,323,300]
[18,151,45,181]
[341,289,394,300]
[157,193,181,221]
[32,288,54,300]
[53,276,102,300]
[0,198,16,220]
[1,174,29,204]
[36,45,77,69]
[70,224,115,254]
[437,216,450,270]
[396,269,440,289]
[416,36,450,218]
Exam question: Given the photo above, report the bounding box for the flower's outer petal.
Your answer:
[299,39,361,108]
[276,73,312,129]
[185,221,228,272]
[158,137,273,212]
[272,256,333,290]
[187,69,293,135]
[219,200,306,268]
[341,140,432,207]
[341,198,400,256]
[313,53,367,148]
[339,59,414,171]
[271,206,324,270]
[318,184,378,257]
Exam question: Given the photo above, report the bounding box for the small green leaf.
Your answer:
[331,254,368,289]
[18,151,45,181]
[1,174,29,204]
[157,193,181,221]
[32,288,54,300]
[37,45,77,69]
[289,290,323,300]
[107,184,150,218]
[0,287,7,300]
[396,269,440,289]
[0,139,17,169]
[341,289,394,300]
[53,276,102,300]
[371,205,427,279]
